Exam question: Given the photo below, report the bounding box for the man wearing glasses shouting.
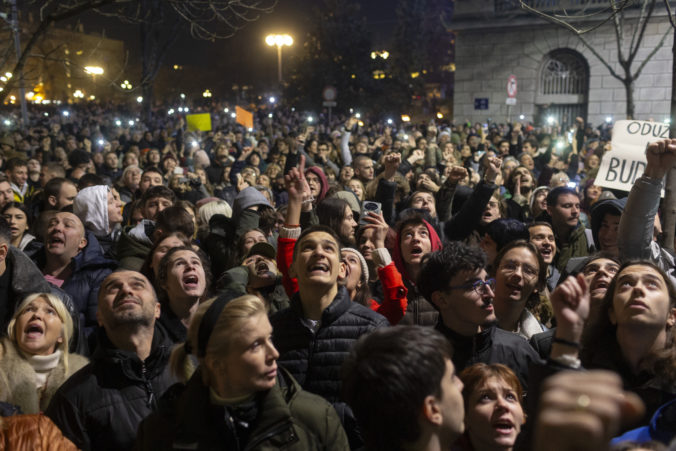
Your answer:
[418,241,541,391]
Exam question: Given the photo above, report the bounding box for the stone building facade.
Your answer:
[452,0,673,127]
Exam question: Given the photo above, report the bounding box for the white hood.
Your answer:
[73,185,109,237]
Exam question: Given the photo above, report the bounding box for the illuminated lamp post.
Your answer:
[265,34,293,84]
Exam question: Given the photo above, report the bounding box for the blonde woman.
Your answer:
[136,295,349,450]
[0,293,88,414]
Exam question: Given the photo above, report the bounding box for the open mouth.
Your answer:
[591,279,609,292]
[410,246,423,257]
[493,419,515,434]
[48,235,65,246]
[255,261,270,275]
[308,262,329,275]
[24,322,44,338]
[506,283,523,295]
[183,274,200,289]
[540,247,552,257]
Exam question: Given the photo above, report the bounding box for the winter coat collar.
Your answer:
[92,324,171,382]
[170,367,299,449]
[290,286,352,327]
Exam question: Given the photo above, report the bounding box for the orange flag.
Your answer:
[236,106,253,129]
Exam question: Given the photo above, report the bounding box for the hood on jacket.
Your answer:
[232,186,272,218]
[590,197,627,249]
[305,166,329,202]
[391,218,442,283]
[73,185,110,237]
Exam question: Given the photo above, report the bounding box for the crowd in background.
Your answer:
[0,98,672,451]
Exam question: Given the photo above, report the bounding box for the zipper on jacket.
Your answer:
[245,420,295,450]
[141,363,155,408]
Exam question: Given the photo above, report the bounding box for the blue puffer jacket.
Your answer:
[63,232,117,336]
[35,232,117,337]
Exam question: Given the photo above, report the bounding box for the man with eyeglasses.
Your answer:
[418,241,541,390]
[529,253,621,360]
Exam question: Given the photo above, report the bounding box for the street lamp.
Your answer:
[84,66,104,75]
[265,34,293,83]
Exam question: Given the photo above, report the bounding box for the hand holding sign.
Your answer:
[596,120,671,193]
[644,139,676,180]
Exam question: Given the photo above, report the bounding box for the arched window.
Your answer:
[536,49,589,127]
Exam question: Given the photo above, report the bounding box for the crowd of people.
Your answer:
[0,99,673,450]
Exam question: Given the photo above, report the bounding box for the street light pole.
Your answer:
[10,0,27,128]
[265,34,293,85]
[276,44,282,84]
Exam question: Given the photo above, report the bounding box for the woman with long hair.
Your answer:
[456,363,526,451]
[0,293,88,414]
[2,202,40,256]
[136,295,349,450]
[155,246,212,344]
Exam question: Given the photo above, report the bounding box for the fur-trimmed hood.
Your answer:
[0,337,88,414]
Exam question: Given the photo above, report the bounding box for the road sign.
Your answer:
[507,75,517,98]
[322,101,337,107]
[505,98,517,105]
[323,86,337,102]
[474,98,489,110]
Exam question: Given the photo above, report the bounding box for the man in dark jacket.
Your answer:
[270,225,389,448]
[590,197,626,257]
[546,186,592,272]
[34,212,117,336]
[46,270,175,451]
[418,241,542,391]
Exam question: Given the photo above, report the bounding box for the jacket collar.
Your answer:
[173,368,297,446]
[290,286,351,326]
[93,324,171,380]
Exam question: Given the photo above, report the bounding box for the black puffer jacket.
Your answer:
[136,367,350,450]
[270,287,388,446]
[45,325,176,451]
[271,287,389,402]
[436,321,542,392]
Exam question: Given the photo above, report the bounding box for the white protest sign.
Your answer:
[595,120,670,192]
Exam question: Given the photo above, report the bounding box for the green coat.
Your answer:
[554,224,592,273]
[135,367,349,450]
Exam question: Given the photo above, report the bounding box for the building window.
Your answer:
[536,49,589,127]
[540,49,588,95]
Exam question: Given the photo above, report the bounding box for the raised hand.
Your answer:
[284,155,311,204]
[446,165,468,185]
[484,156,502,183]
[644,138,676,179]
[383,152,401,180]
[535,370,644,451]
[551,273,590,346]
[361,211,389,248]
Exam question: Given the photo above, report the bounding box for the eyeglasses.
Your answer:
[447,278,496,295]
[499,261,539,279]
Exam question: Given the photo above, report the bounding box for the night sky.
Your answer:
[73,0,398,90]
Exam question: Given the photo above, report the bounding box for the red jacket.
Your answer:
[277,235,408,324]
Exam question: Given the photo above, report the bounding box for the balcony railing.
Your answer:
[495,0,622,14]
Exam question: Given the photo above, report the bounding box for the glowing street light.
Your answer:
[84,66,104,75]
[120,80,132,90]
[73,90,84,98]
[136,96,143,103]
[265,34,293,83]
[202,89,212,98]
